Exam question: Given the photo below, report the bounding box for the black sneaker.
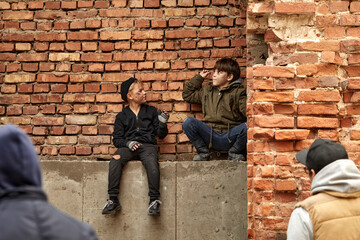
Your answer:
[228,152,246,161]
[193,153,210,161]
[102,199,122,215]
[148,200,162,216]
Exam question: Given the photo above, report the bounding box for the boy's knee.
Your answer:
[182,117,194,129]
[113,154,120,160]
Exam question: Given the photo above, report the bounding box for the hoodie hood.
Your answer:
[311,159,360,195]
[0,124,42,194]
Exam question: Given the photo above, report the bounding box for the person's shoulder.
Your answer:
[143,104,157,112]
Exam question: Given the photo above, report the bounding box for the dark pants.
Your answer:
[182,117,247,153]
[108,144,160,202]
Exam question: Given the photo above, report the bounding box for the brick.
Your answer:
[248,3,273,15]
[57,105,72,114]
[162,91,183,101]
[100,31,131,40]
[59,146,76,155]
[65,115,97,125]
[297,40,340,51]
[99,9,131,17]
[40,105,56,114]
[96,94,122,103]
[33,117,64,126]
[37,74,68,83]
[66,125,82,134]
[68,85,83,93]
[250,92,294,103]
[0,53,15,61]
[105,63,121,72]
[70,21,85,29]
[318,130,339,141]
[135,19,151,28]
[290,53,318,64]
[197,8,228,16]
[79,136,110,144]
[34,43,49,52]
[4,74,35,83]
[3,11,33,20]
[18,53,48,62]
[76,147,92,156]
[133,30,164,39]
[35,11,66,19]
[1,85,16,93]
[50,127,65,135]
[275,3,315,14]
[121,63,137,71]
[7,106,22,115]
[147,51,178,60]
[4,22,19,29]
[63,94,95,103]
[341,39,360,53]
[84,84,100,92]
[351,2,360,12]
[254,116,294,128]
[297,117,339,128]
[21,22,36,30]
[180,41,196,49]
[35,84,50,93]
[348,79,360,89]
[138,62,153,70]
[297,64,338,76]
[253,66,295,78]
[276,180,297,191]
[318,76,338,87]
[298,104,338,115]
[248,128,274,140]
[195,0,210,6]
[179,50,210,59]
[148,42,164,50]
[49,53,81,62]
[23,63,38,72]
[81,53,112,62]
[324,27,346,39]
[198,29,229,38]
[0,117,31,125]
[31,95,62,103]
[275,130,310,140]
[343,66,360,77]
[297,90,340,102]
[47,136,77,145]
[0,2,10,9]
[164,8,195,17]
[113,52,145,61]
[102,73,133,82]
[91,105,107,113]
[67,32,98,40]
[3,33,34,42]
[89,63,104,72]
[254,179,274,191]
[99,125,113,135]
[94,1,110,8]
[15,43,31,51]
[131,42,147,50]
[329,1,349,13]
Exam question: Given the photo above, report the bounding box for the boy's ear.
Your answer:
[127,92,133,101]
[226,73,234,82]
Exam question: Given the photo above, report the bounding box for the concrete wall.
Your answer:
[42,160,247,240]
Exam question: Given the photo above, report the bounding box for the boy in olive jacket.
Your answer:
[182,58,247,161]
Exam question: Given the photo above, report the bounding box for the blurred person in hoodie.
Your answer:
[0,124,98,240]
[182,58,247,161]
[287,139,360,240]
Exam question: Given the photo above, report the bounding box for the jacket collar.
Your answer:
[0,186,47,201]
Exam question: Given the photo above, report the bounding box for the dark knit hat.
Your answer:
[120,77,137,102]
[296,138,348,173]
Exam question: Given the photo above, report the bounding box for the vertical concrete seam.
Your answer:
[175,162,178,240]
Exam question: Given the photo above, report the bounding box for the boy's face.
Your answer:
[212,69,233,89]
[127,83,146,104]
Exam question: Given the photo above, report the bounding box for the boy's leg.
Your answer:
[103,147,133,214]
[228,122,247,161]
[182,117,210,161]
[138,144,161,215]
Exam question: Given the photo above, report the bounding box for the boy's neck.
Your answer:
[129,101,141,115]
[218,82,230,90]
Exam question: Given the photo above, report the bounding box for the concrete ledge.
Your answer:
[41,160,247,240]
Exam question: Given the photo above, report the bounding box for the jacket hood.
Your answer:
[210,78,243,91]
[311,159,360,195]
[0,124,42,194]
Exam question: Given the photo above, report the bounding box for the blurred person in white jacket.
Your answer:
[287,139,360,240]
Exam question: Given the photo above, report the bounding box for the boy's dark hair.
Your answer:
[214,58,240,82]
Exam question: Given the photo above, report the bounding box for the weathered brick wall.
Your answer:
[247,1,360,239]
[0,0,246,161]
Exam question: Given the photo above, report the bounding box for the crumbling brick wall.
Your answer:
[0,0,246,161]
[247,1,360,239]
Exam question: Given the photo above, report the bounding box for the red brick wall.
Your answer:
[247,1,360,239]
[0,0,246,160]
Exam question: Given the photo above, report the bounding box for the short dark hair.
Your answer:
[214,58,240,82]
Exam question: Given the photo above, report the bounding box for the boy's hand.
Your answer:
[126,141,141,151]
[158,109,170,124]
[200,70,211,79]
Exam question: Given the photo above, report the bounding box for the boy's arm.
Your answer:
[238,88,247,117]
[112,114,127,148]
[155,109,168,139]
[182,73,206,104]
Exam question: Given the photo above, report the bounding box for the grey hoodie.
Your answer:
[0,124,98,240]
[287,159,360,240]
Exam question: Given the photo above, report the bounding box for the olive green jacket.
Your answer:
[182,74,246,133]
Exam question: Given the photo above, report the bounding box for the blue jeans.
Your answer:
[182,117,247,153]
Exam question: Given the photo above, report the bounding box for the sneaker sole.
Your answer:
[148,211,160,216]
[102,205,122,215]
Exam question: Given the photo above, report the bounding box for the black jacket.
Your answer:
[113,104,168,148]
[0,124,98,240]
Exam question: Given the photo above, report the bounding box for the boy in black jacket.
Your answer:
[102,77,169,216]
